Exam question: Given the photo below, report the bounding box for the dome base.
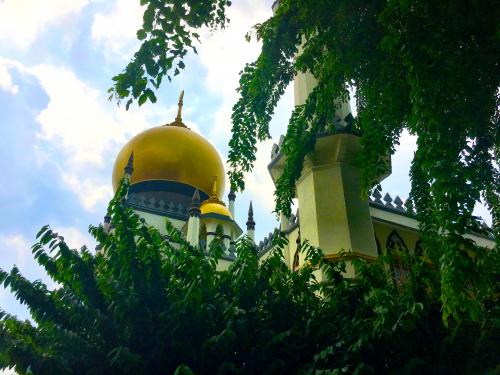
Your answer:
[126,180,209,220]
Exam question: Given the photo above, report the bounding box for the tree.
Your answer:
[109,0,499,323]
[1,180,499,374]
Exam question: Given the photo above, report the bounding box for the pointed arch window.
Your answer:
[215,224,226,250]
[386,231,409,284]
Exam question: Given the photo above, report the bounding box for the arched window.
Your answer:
[215,225,226,250]
[375,236,381,256]
[386,231,409,284]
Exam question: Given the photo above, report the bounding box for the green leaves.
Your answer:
[225,0,500,324]
[1,182,499,373]
[109,0,232,109]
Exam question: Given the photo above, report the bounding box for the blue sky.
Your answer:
[0,0,490,335]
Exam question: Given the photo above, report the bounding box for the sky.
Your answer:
[0,0,491,348]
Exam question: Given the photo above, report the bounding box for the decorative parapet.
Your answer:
[127,193,189,220]
[256,228,281,256]
[270,121,360,162]
[368,189,415,216]
[253,188,492,259]
[368,189,493,238]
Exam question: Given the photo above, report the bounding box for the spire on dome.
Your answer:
[211,177,218,198]
[124,152,134,177]
[228,189,236,201]
[176,90,184,122]
[168,90,187,127]
[200,176,228,211]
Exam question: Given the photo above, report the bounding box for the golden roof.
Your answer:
[200,201,232,218]
[112,92,225,198]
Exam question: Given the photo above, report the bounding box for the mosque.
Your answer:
[108,63,494,279]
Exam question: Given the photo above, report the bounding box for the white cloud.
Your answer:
[31,64,156,167]
[60,171,113,212]
[196,1,279,217]
[0,0,89,51]
[2,59,179,212]
[199,1,271,140]
[91,0,144,59]
[0,234,31,270]
[0,61,18,94]
[243,140,276,211]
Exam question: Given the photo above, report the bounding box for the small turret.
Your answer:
[246,201,255,241]
[189,189,201,217]
[228,189,236,217]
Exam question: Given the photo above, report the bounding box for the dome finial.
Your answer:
[200,176,226,207]
[211,176,218,198]
[167,90,187,127]
[176,90,184,122]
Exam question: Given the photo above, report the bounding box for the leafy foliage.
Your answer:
[111,0,499,323]
[228,0,500,323]
[108,0,231,109]
[1,182,500,374]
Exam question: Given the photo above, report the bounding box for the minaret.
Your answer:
[266,11,389,276]
[186,189,201,246]
[228,189,236,217]
[246,201,255,241]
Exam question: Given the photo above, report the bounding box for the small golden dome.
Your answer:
[199,178,232,218]
[112,92,225,197]
[200,201,232,218]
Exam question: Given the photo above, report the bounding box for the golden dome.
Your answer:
[199,178,232,219]
[200,201,232,218]
[112,93,225,197]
